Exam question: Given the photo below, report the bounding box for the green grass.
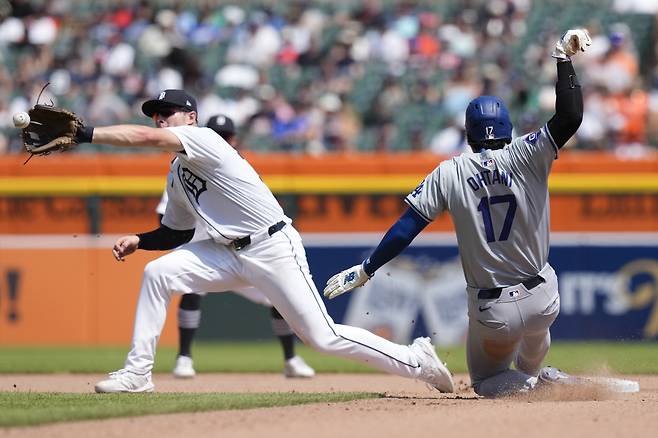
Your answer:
[0,341,656,375]
[0,391,380,427]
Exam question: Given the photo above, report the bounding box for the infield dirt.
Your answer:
[1,373,656,438]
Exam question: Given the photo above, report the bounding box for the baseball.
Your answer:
[13,111,30,129]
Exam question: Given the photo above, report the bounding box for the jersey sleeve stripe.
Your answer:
[543,123,559,159]
[404,198,432,223]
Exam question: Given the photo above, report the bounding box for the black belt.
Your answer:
[231,221,286,251]
[477,275,545,300]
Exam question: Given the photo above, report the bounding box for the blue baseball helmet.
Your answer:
[465,96,513,148]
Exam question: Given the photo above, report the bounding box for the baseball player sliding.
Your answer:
[324,29,592,397]
[83,89,453,393]
[158,114,314,379]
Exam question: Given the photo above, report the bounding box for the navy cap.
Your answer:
[206,114,236,136]
[142,89,198,117]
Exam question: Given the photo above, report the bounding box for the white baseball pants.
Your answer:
[124,225,423,379]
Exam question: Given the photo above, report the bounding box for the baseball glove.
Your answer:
[22,104,86,155]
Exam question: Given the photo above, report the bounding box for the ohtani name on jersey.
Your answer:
[466,169,514,191]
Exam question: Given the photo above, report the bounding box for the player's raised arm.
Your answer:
[546,29,591,148]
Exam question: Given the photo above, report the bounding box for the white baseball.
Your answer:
[13,111,30,129]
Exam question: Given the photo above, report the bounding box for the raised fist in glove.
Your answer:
[324,264,371,299]
[552,29,592,61]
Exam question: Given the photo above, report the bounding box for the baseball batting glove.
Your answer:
[552,28,592,61]
[22,105,92,156]
[323,263,371,299]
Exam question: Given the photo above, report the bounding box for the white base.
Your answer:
[590,377,640,393]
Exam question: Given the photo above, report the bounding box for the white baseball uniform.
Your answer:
[406,125,561,397]
[156,190,271,307]
[124,126,426,379]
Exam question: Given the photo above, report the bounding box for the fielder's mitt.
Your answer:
[22,104,85,155]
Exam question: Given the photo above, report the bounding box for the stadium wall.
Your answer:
[1,233,657,345]
[1,153,658,233]
[0,152,656,345]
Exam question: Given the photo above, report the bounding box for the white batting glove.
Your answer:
[552,29,592,61]
[324,264,371,299]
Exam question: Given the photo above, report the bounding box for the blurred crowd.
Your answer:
[1,0,657,156]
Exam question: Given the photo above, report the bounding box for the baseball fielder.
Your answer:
[91,89,454,393]
[324,29,591,397]
[158,114,314,379]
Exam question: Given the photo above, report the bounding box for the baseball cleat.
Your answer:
[172,355,196,379]
[284,356,315,378]
[95,369,154,393]
[538,366,578,385]
[410,337,454,393]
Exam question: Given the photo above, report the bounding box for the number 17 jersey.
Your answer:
[405,125,559,289]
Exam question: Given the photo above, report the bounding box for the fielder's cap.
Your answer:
[206,114,236,136]
[142,89,197,117]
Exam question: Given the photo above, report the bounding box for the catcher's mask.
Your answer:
[465,95,512,151]
[142,89,197,117]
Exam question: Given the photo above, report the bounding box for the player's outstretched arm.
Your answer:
[547,29,590,148]
[91,125,184,152]
[323,207,428,299]
[324,264,371,299]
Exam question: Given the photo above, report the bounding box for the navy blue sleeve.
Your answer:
[362,207,429,276]
[547,61,583,148]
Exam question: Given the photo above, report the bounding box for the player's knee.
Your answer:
[302,331,339,354]
[471,380,485,396]
[142,258,171,286]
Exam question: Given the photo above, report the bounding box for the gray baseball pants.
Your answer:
[466,264,560,397]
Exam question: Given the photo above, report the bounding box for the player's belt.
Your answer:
[231,221,286,251]
[477,275,545,300]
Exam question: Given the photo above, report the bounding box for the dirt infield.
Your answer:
[1,373,657,438]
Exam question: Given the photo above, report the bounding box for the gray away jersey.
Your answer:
[161,125,289,244]
[406,125,559,289]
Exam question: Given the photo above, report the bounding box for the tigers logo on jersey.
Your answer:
[181,167,207,203]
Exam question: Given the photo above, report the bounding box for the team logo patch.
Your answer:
[411,181,425,198]
[524,131,541,146]
[181,167,207,203]
[158,91,166,100]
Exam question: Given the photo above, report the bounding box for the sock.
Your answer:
[270,307,295,360]
[178,328,196,358]
[178,294,202,358]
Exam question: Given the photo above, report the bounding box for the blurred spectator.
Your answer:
[0,0,656,155]
[429,114,467,156]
